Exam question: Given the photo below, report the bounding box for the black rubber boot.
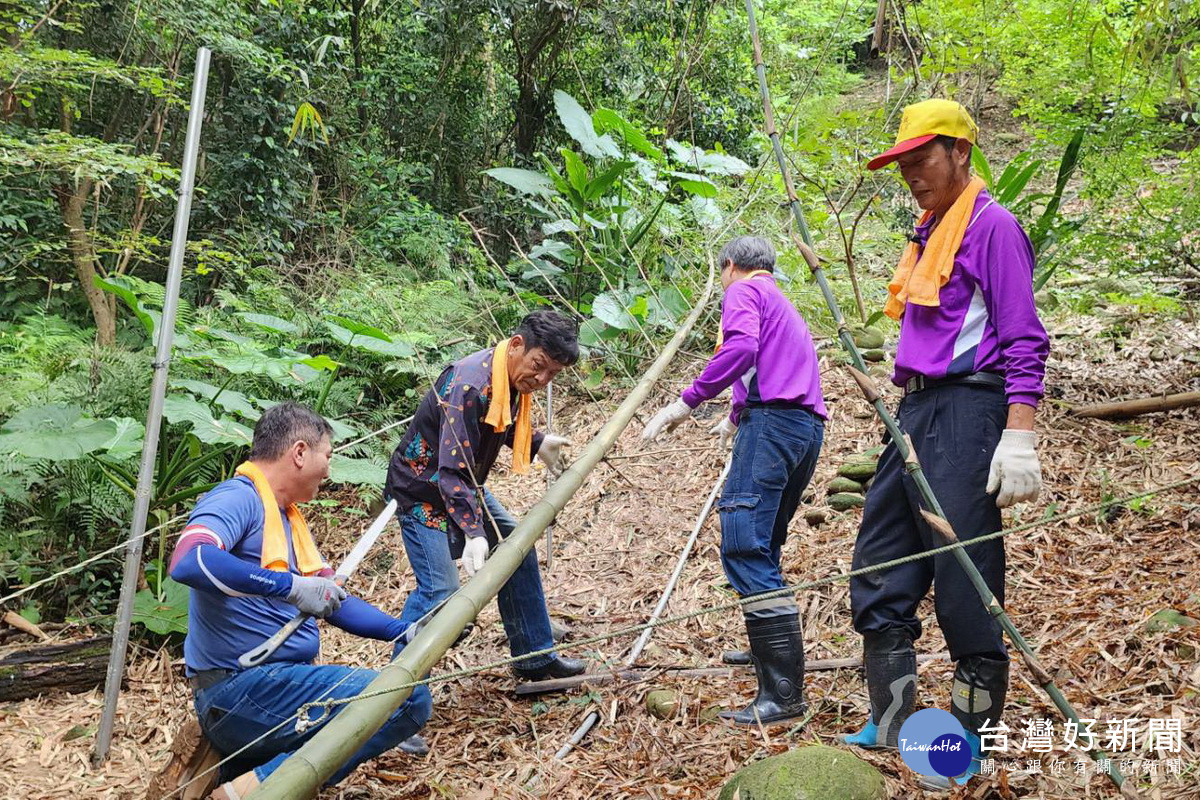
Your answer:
[950,653,1009,738]
[865,629,917,748]
[916,653,1008,791]
[719,603,807,725]
[722,650,751,666]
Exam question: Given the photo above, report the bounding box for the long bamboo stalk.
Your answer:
[248,265,715,799]
[554,457,732,760]
[741,0,1124,789]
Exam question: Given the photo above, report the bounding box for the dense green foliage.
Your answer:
[1,0,1196,625]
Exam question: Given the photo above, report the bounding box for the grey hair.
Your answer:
[250,402,333,461]
[718,235,776,273]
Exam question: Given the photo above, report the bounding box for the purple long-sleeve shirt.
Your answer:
[892,190,1049,407]
[681,273,827,422]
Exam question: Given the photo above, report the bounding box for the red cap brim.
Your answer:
[866,134,938,171]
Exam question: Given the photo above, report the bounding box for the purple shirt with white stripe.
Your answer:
[681,273,827,422]
[893,189,1049,408]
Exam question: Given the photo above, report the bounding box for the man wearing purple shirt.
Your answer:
[843,99,1049,790]
[642,236,826,726]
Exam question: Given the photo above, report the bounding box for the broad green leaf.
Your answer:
[970,145,993,188]
[328,316,392,342]
[299,354,340,372]
[578,317,608,347]
[162,395,253,446]
[326,322,415,357]
[485,167,556,197]
[646,286,689,325]
[584,160,635,201]
[327,417,358,445]
[238,312,300,335]
[528,239,575,263]
[996,161,1041,206]
[592,108,662,161]
[132,579,189,635]
[170,378,260,419]
[542,219,580,236]
[553,90,622,159]
[328,455,386,486]
[99,417,146,460]
[0,404,117,460]
[94,275,156,337]
[522,259,566,281]
[665,140,749,175]
[670,171,718,198]
[592,292,637,330]
[561,148,589,194]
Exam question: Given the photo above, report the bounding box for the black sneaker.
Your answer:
[397,733,430,757]
[512,655,587,681]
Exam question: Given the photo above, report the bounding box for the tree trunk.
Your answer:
[0,636,114,701]
[871,0,888,53]
[55,180,117,347]
[348,0,367,128]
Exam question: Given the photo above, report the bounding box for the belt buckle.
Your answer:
[906,375,926,394]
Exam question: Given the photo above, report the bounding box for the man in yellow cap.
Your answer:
[844,99,1050,790]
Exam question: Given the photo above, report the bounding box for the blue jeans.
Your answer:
[396,489,556,669]
[193,662,432,785]
[719,407,824,598]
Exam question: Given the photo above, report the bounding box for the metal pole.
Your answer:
[92,46,211,765]
[556,457,732,760]
[741,1,1123,788]
[249,266,716,799]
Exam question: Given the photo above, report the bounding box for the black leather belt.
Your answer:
[904,372,1005,395]
[188,668,236,693]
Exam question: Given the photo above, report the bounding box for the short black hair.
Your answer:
[935,134,963,152]
[718,235,776,273]
[250,402,333,461]
[514,310,579,366]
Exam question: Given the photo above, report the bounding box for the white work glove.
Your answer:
[709,417,737,449]
[641,398,693,442]
[536,434,571,479]
[986,429,1042,508]
[462,535,490,577]
[286,575,347,618]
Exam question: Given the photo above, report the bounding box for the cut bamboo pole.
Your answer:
[248,265,715,799]
[741,0,1124,789]
[1072,390,1200,419]
[517,652,951,697]
[554,457,732,760]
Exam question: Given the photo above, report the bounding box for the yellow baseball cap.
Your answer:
[867,99,979,171]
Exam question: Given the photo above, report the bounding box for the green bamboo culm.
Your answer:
[740,0,1124,790]
[248,264,716,799]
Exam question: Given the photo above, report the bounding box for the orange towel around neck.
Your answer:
[884,176,986,321]
[483,340,533,475]
[235,461,326,575]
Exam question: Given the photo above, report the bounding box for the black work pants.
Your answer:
[850,383,1008,660]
